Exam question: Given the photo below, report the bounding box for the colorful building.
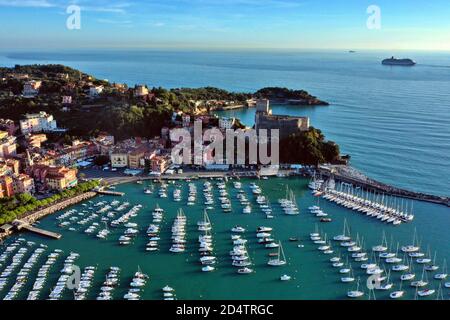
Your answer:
[0,176,14,198]
[29,165,78,191]
[219,117,235,130]
[20,112,58,134]
[110,152,128,168]
[134,85,149,97]
[151,155,171,173]
[0,119,17,136]
[13,174,35,194]
[46,167,78,191]
[0,131,17,158]
[22,80,42,97]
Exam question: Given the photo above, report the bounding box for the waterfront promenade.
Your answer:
[82,166,449,206]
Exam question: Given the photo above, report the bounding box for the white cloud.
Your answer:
[97,18,132,25]
[0,0,55,7]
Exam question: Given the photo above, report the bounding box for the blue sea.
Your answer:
[1,49,449,197]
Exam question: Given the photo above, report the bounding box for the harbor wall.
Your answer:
[22,191,97,224]
[318,167,449,207]
[0,191,97,241]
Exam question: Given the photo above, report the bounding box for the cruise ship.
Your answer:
[382,57,416,66]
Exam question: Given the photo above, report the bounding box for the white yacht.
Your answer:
[267,242,287,267]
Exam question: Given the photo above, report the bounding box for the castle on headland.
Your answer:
[255,99,310,139]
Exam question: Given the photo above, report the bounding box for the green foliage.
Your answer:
[255,87,329,105]
[0,180,100,225]
[170,87,250,104]
[280,127,340,165]
[0,64,85,80]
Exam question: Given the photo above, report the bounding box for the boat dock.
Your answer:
[97,190,125,196]
[318,165,450,207]
[12,220,62,240]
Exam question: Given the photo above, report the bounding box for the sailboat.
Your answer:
[347,277,364,298]
[411,266,428,287]
[416,246,432,264]
[401,228,420,253]
[434,259,447,280]
[198,210,212,232]
[372,231,388,252]
[341,267,355,283]
[424,251,439,271]
[267,242,287,266]
[400,257,416,281]
[417,287,436,297]
[390,280,405,299]
[376,269,393,290]
[333,218,351,242]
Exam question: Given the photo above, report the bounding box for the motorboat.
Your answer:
[237,268,254,274]
[231,226,246,233]
[280,275,291,281]
[202,266,215,272]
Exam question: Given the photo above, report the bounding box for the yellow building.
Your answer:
[45,167,78,191]
[13,174,35,194]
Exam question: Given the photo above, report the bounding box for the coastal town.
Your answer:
[1,64,448,234]
[0,65,343,228]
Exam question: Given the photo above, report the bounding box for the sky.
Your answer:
[1,0,450,50]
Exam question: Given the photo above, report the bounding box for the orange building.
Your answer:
[13,174,35,194]
[29,165,78,191]
[45,166,78,191]
[0,176,14,198]
[151,155,171,173]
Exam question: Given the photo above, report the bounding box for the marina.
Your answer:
[0,177,448,300]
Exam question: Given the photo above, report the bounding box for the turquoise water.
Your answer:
[0,49,449,196]
[1,178,449,300]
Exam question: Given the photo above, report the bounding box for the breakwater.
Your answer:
[0,191,97,241]
[318,165,450,207]
[21,192,98,224]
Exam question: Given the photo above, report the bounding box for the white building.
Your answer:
[256,99,270,113]
[182,114,191,127]
[134,85,149,97]
[110,152,128,168]
[0,131,17,158]
[219,117,235,130]
[89,85,104,97]
[22,80,42,97]
[62,96,72,104]
[20,112,58,134]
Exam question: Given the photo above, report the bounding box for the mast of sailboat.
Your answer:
[279,241,286,263]
[436,284,443,300]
